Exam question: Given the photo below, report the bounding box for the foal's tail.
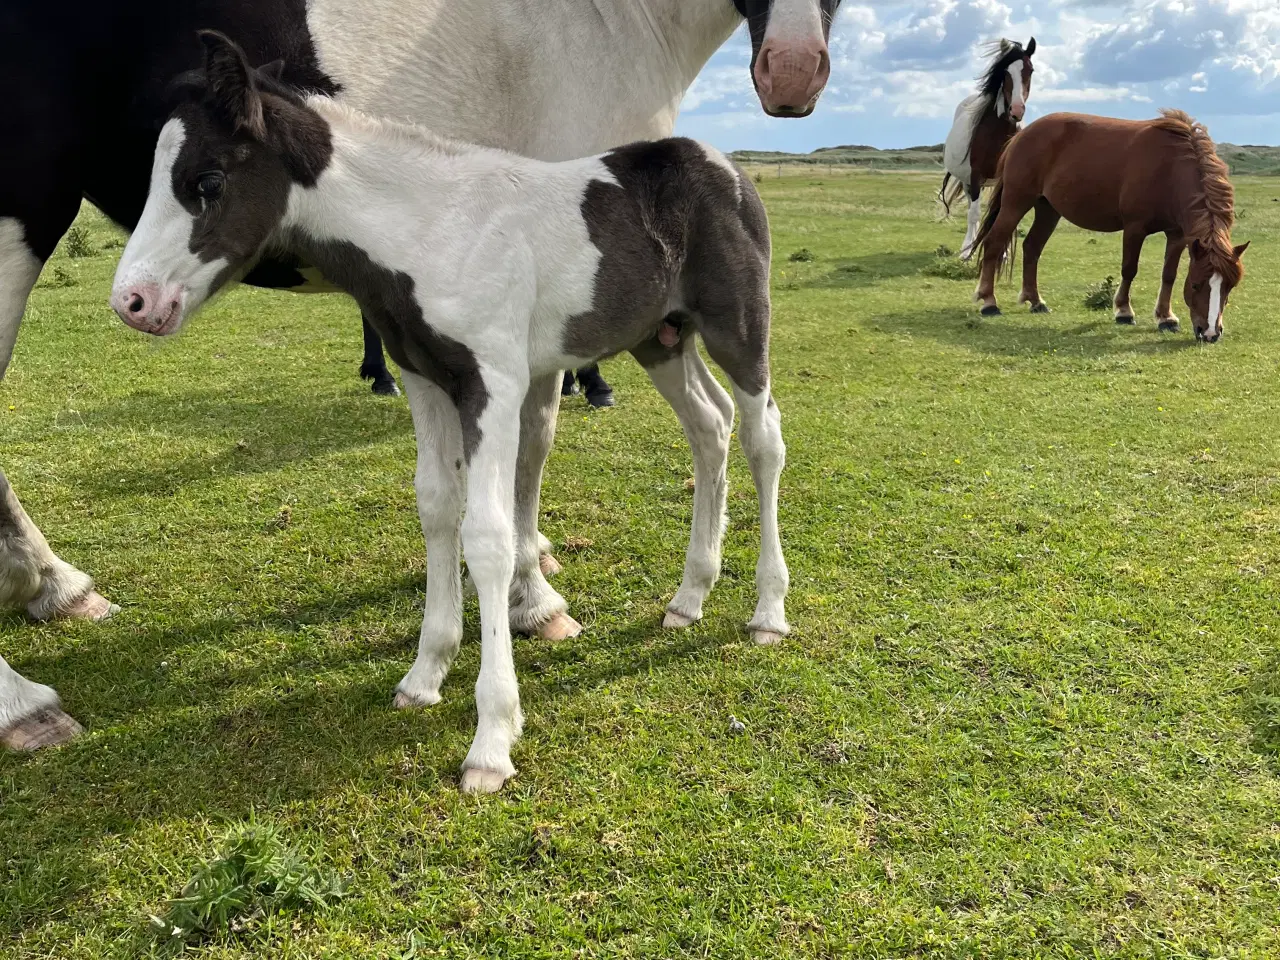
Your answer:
[937,172,966,219]
[972,175,1018,280]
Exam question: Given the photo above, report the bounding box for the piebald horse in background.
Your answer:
[1,0,844,752]
[971,110,1247,340]
[940,38,1036,260]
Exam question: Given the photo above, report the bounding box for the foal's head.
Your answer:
[735,0,843,117]
[980,37,1036,123]
[111,31,330,336]
[1185,239,1248,343]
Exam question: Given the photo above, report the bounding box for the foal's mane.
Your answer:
[1152,109,1242,283]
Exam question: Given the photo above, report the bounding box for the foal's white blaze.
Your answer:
[112,119,230,334]
[1206,272,1224,338]
[0,218,43,379]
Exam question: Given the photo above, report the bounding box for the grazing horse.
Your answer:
[112,33,788,792]
[971,110,1248,340]
[939,38,1036,260]
[1,0,843,751]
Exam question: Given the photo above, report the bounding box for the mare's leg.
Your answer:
[959,184,982,261]
[1154,233,1185,331]
[394,373,465,709]
[459,377,527,794]
[359,314,401,396]
[510,373,579,640]
[1113,228,1146,324]
[1,654,82,750]
[635,341,733,629]
[1017,198,1061,313]
[575,363,615,408]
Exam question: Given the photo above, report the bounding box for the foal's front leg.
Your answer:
[394,373,465,709]
[460,378,527,794]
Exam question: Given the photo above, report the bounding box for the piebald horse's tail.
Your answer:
[937,171,966,219]
[972,162,1018,280]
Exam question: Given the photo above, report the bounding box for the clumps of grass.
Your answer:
[37,265,77,289]
[102,235,128,250]
[788,248,816,263]
[920,248,978,281]
[149,821,343,945]
[753,171,764,184]
[1248,655,1280,761]
[1082,276,1117,310]
[61,226,95,259]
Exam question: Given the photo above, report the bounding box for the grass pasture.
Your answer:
[3,171,1280,958]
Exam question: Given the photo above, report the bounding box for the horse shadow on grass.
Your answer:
[798,251,937,290]
[0,567,731,935]
[869,302,1203,358]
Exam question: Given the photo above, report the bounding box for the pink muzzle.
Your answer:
[753,38,831,116]
[111,282,183,336]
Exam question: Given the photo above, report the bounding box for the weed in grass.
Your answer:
[150,820,343,945]
[920,250,979,280]
[788,247,816,262]
[1083,275,1118,310]
[934,243,954,257]
[61,226,95,259]
[37,264,77,288]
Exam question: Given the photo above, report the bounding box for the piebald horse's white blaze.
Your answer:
[1001,60,1026,120]
[1207,272,1224,339]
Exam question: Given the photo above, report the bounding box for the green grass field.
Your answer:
[3,171,1280,958]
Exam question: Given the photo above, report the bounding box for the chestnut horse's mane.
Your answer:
[1152,109,1243,284]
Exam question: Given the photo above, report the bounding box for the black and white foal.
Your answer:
[112,33,789,792]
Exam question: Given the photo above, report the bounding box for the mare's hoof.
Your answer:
[1115,315,1136,326]
[663,609,699,629]
[461,767,510,795]
[979,305,1002,317]
[1157,319,1180,333]
[1,706,84,751]
[585,389,615,409]
[538,612,582,642]
[752,630,786,647]
[539,553,562,577]
[59,590,120,622]
[370,378,401,397]
[1029,302,1051,314]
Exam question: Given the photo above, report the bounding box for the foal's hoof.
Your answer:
[979,305,1002,317]
[539,553,562,577]
[1157,318,1180,333]
[663,609,699,629]
[56,590,120,622]
[1114,315,1136,326]
[393,688,441,710]
[537,612,582,642]
[370,377,401,397]
[1029,302,1051,314]
[460,766,510,795]
[1,706,84,751]
[752,630,787,647]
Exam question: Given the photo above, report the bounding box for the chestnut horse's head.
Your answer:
[981,37,1036,123]
[1185,239,1248,343]
[735,0,843,118]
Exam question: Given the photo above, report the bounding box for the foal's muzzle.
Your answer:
[111,281,184,336]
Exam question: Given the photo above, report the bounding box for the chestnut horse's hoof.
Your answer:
[1029,302,1050,314]
[1115,315,1136,326]
[1157,319,1180,333]
[979,305,1001,317]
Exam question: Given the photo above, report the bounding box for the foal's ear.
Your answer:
[1025,37,1036,57]
[1234,241,1250,259]
[199,30,266,140]
[258,59,287,84]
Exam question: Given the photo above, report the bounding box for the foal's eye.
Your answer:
[196,172,225,201]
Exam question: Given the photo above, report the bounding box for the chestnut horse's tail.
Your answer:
[972,171,1018,280]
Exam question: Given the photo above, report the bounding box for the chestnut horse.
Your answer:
[972,110,1248,342]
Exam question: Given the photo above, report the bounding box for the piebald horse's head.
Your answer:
[735,0,843,117]
[1186,239,1248,343]
[981,37,1036,123]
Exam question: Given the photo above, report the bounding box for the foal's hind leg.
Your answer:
[1018,199,1060,313]
[1154,233,1185,332]
[636,341,733,629]
[359,315,401,397]
[1113,228,1146,324]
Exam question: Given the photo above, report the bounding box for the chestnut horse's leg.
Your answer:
[1113,228,1147,324]
[1017,198,1061,313]
[975,193,1035,316]
[1154,233,1186,332]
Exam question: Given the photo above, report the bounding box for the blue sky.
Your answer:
[674,1,1280,152]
